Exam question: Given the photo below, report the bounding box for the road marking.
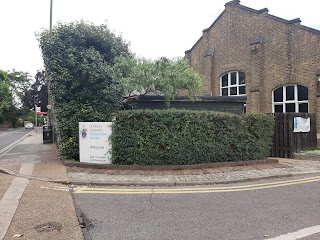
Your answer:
[267,225,320,239]
[19,163,34,175]
[41,186,69,192]
[74,175,320,195]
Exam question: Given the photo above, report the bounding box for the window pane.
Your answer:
[286,86,295,101]
[274,87,283,102]
[275,105,283,113]
[298,85,308,101]
[231,72,236,85]
[230,87,237,95]
[299,103,308,113]
[222,88,228,96]
[239,72,245,85]
[239,86,246,95]
[222,74,228,87]
[285,103,295,112]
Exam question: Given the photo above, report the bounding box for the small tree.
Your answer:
[0,70,11,123]
[113,56,203,107]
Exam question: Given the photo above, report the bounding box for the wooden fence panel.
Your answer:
[270,113,317,158]
[293,113,317,152]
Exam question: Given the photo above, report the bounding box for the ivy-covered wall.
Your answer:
[38,21,131,160]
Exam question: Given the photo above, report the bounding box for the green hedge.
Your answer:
[54,103,112,160]
[112,109,274,165]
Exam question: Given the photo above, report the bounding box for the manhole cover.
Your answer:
[34,222,62,232]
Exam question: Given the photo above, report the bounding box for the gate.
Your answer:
[270,113,317,158]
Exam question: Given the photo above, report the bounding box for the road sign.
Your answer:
[36,106,41,112]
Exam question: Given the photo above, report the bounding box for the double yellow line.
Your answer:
[74,175,320,195]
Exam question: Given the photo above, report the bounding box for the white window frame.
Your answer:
[220,71,246,96]
[272,85,309,113]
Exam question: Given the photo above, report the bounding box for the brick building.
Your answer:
[185,0,320,131]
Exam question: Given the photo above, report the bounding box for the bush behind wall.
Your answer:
[112,110,274,165]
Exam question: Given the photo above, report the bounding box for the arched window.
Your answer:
[220,71,246,96]
[272,85,308,113]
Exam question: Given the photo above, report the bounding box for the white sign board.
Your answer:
[293,117,310,133]
[79,122,112,164]
[36,106,41,112]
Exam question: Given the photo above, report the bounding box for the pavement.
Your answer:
[0,129,83,240]
[1,129,320,239]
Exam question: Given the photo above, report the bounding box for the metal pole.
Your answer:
[48,0,52,126]
[35,105,38,132]
[50,0,53,31]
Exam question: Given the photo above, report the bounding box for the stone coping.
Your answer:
[63,158,278,170]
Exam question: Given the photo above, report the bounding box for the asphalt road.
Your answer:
[0,128,33,152]
[72,176,320,240]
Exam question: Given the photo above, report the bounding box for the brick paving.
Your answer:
[66,159,320,185]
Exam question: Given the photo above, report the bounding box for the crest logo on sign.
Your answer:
[81,128,88,139]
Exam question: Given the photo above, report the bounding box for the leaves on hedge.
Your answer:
[112,110,274,165]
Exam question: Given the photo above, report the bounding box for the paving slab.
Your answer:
[4,180,83,240]
[0,173,15,200]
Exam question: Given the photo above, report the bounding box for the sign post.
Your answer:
[35,106,41,131]
[47,104,51,125]
[79,122,112,164]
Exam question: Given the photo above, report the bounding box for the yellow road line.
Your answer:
[74,176,320,195]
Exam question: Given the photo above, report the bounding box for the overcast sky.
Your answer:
[0,0,319,78]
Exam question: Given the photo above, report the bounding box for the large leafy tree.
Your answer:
[0,69,34,126]
[37,20,131,159]
[6,70,32,126]
[113,56,203,107]
[7,69,32,107]
[23,70,48,112]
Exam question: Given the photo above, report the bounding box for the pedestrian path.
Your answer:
[0,130,83,240]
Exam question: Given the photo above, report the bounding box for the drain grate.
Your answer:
[34,222,62,232]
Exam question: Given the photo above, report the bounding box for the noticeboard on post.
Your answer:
[79,122,112,164]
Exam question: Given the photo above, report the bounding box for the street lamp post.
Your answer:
[50,0,53,31]
[47,0,53,126]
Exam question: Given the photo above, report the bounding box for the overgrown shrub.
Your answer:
[37,21,131,159]
[112,110,274,165]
